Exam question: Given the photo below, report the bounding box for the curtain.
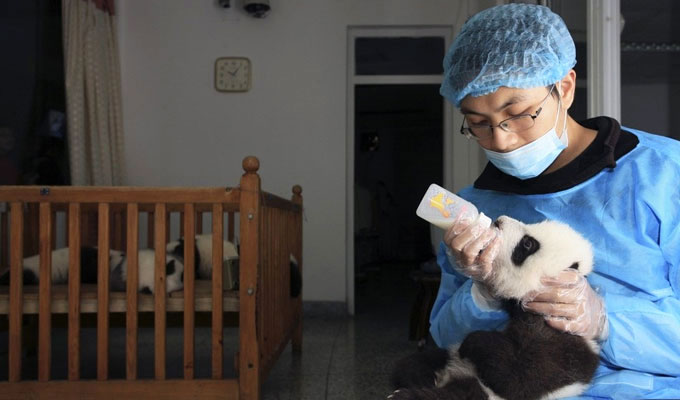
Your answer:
[62,0,124,185]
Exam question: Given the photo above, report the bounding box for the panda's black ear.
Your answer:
[169,239,185,260]
[569,262,579,270]
[166,260,176,276]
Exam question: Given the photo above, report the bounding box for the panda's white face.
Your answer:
[135,250,185,294]
[488,216,594,300]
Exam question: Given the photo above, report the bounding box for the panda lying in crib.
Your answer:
[389,216,601,400]
[0,233,302,298]
[166,233,302,298]
[0,247,185,294]
[166,234,239,281]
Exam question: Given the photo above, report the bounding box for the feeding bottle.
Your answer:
[416,184,491,230]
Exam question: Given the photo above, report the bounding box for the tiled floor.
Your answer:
[0,261,429,399]
[261,262,426,400]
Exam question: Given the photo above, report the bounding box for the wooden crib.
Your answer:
[0,156,303,399]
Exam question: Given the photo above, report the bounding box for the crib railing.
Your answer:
[0,156,303,400]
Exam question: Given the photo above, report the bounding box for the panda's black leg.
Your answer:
[458,330,519,399]
[387,377,489,400]
[390,347,450,390]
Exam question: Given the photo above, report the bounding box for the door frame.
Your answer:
[587,0,621,120]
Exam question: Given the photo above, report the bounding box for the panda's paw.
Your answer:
[387,388,436,400]
[387,388,417,400]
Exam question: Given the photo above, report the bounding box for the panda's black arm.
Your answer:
[458,330,524,399]
[388,377,489,400]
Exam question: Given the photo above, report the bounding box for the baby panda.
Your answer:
[166,234,239,280]
[167,233,302,297]
[390,216,601,400]
[108,249,185,294]
[0,246,185,294]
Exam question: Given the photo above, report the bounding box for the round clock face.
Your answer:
[215,58,251,92]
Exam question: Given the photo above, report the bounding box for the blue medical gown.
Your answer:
[429,128,680,399]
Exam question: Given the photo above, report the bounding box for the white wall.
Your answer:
[117,0,492,303]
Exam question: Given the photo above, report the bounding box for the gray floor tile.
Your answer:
[261,262,425,399]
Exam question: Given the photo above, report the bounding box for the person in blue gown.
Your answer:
[429,3,680,399]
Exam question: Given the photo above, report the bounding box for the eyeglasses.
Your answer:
[460,85,556,141]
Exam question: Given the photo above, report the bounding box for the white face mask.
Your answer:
[483,92,568,180]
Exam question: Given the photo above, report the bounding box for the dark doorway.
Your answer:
[0,0,69,186]
[353,84,443,311]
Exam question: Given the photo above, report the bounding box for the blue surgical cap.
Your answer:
[440,3,576,108]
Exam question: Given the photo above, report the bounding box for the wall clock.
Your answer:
[215,57,251,92]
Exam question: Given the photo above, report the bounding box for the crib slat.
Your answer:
[154,203,167,380]
[183,204,195,380]
[212,203,224,379]
[228,211,234,242]
[68,203,81,381]
[9,202,24,382]
[126,203,139,380]
[261,208,269,359]
[97,203,110,380]
[1,209,8,271]
[38,202,52,381]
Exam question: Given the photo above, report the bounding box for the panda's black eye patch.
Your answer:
[511,235,540,266]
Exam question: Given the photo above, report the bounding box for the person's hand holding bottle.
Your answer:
[444,213,502,304]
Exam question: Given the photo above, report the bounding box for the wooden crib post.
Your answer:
[291,185,303,352]
[8,202,23,382]
[239,156,261,400]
